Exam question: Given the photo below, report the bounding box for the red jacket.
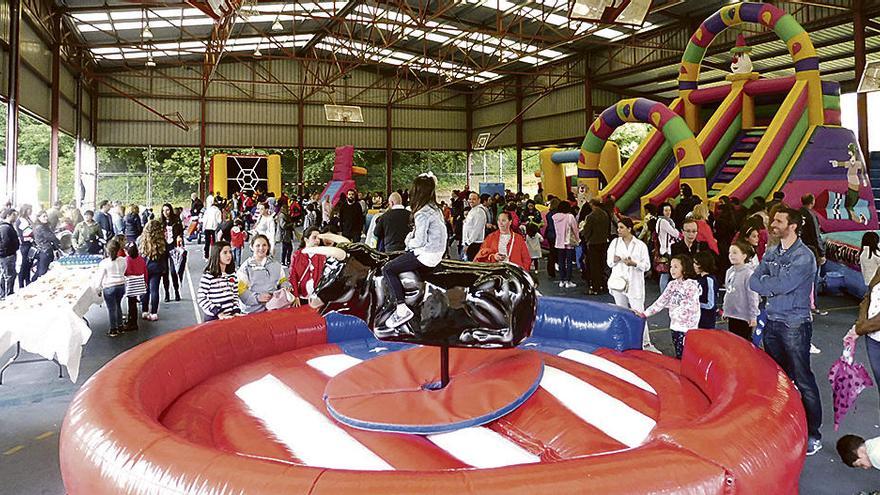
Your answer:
[289,249,327,299]
[475,230,531,271]
[695,219,719,254]
[124,254,148,284]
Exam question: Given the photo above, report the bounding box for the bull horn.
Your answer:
[303,246,347,260]
[318,233,351,245]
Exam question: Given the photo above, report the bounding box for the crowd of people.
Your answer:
[6,175,880,468]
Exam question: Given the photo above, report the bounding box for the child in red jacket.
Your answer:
[289,227,326,306]
[124,241,148,331]
[230,218,247,266]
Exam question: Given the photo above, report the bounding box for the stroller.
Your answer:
[186,213,203,244]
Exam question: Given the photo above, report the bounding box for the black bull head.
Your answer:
[309,243,537,348]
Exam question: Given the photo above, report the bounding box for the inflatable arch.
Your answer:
[577,98,706,206]
[679,2,823,128]
[537,144,620,201]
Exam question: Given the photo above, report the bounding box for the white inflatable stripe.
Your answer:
[557,349,656,395]
[540,366,656,448]
[307,354,363,377]
[428,427,541,468]
[235,374,394,471]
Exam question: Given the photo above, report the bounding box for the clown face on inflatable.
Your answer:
[307,243,537,348]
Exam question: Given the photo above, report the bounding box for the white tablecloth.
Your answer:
[0,264,101,383]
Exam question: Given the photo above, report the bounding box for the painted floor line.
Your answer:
[186,247,203,325]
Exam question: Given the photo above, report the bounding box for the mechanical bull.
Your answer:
[307,243,537,348]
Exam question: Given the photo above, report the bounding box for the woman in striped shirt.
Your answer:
[197,240,241,321]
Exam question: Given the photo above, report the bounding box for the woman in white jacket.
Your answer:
[253,203,277,255]
[607,217,655,350]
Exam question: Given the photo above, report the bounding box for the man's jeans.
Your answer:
[763,319,822,440]
[0,254,16,299]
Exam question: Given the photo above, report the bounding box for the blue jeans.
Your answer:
[0,254,15,299]
[103,284,126,328]
[557,248,574,282]
[763,319,822,440]
[140,274,162,314]
[382,251,426,304]
[866,337,880,409]
[659,272,670,294]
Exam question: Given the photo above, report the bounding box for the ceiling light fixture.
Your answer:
[142,24,153,39]
[146,54,156,67]
[272,18,283,31]
[254,45,262,57]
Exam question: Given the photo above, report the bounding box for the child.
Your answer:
[230,218,247,266]
[382,174,448,328]
[92,236,127,337]
[640,254,701,359]
[289,226,326,306]
[837,434,880,470]
[525,223,543,274]
[197,241,241,322]
[693,251,718,329]
[124,242,147,332]
[723,241,760,341]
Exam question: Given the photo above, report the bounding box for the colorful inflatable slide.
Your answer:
[568,2,876,234]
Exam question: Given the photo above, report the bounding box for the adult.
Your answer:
[474,211,531,271]
[671,218,711,259]
[852,261,880,413]
[860,231,880,285]
[123,204,143,245]
[0,208,19,299]
[673,183,701,229]
[189,193,203,218]
[520,200,543,231]
[749,207,822,456]
[72,210,103,254]
[338,189,365,242]
[374,192,411,252]
[462,192,489,261]
[799,193,827,316]
[552,201,579,289]
[47,200,63,230]
[252,202,277,255]
[15,204,34,287]
[689,204,719,255]
[201,197,222,260]
[655,202,679,292]
[92,236,127,337]
[581,198,611,295]
[607,218,651,351]
[138,220,168,321]
[94,200,114,242]
[160,203,184,302]
[110,202,125,235]
[197,241,240,322]
[544,198,559,278]
[238,234,291,314]
[33,210,61,280]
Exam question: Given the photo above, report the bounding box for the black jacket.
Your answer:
[93,210,114,239]
[338,200,364,241]
[799,207,825,258]
[33,223,61,253]
[0,221,20,257]
[123,213,143,239]
[671,239,711,259]
[374,208,411,252]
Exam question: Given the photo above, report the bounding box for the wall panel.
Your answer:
[20,20,49,81]
[19,64,49,120]
[59,98,75,135]
[98,121,198,147]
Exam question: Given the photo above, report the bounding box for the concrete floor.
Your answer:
[1,245,879,494]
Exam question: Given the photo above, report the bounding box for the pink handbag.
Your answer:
[265,289,294,311]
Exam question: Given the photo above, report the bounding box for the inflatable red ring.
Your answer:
[60,304,806,494]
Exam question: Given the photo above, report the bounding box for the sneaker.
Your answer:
[806,438,822,456]
[810,343,821,354]
[385,305,414,328]
[558,281,565,288]
[141,312,149,319]
[150,314,159,321]
[175,293,181,302]
[812,309,829,316]
[106,327,120,338]
[564,281,577,288]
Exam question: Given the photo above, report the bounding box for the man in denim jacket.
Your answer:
[750,207,822,456]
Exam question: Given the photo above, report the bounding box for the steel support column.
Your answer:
[74,77,83,208]
[297,99,305,196]
[584,69,593,128]
[465,93,473,190]
[515,77,523,193]
[386,103,393,196]
[49,15,60,205]
[4,0,21,205]
[855,0,869,159]
[199,95,207,199]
